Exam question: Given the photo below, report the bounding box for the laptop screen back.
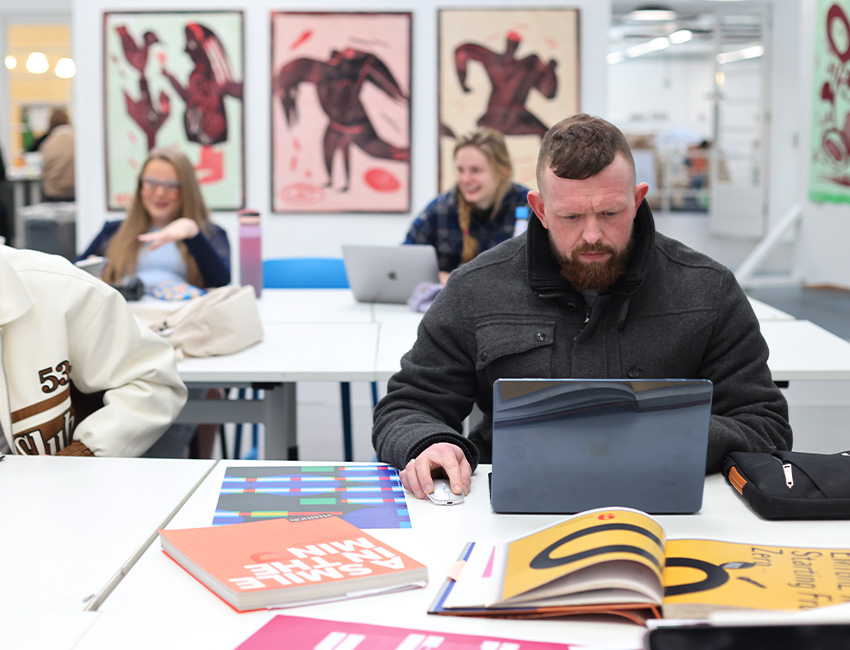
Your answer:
[490,378,713,514]
[342,244,439,304]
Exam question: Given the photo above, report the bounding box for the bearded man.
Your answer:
[373,113,791,499]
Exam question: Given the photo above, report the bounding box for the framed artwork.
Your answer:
[809,0,850,204]
[271,12,411,213]
[103,11,244,211]
[438,8,580,192]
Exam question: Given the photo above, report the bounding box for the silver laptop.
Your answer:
[342,244,439,304]
[490,378,713,514]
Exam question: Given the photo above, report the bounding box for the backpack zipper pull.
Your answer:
[775,457,794,488]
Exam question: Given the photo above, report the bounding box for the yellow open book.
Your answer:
[429,507,850,625]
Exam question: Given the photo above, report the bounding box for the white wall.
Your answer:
[608,57,714,142]
[72,0,611,279]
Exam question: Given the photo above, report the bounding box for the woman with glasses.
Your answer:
[78,147,230,290]
[77,147,230,459]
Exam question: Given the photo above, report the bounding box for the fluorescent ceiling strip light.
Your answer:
[716,45,764,64]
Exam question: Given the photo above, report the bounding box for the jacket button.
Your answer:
[534,332,546,342]
[479,351,488,362]
[627,366,640,378]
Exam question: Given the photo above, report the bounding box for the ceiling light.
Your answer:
[607,51,627,65]
[717,45,764,64]
[55,57,76,79]
[625,37,672,59]
[630,6,677,21]
[5,55,16,70]
[26,52,48,74]
[669,30,693,44]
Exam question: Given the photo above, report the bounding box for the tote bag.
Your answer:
[148,285,264,360]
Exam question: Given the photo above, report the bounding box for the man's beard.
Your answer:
[551,234,634,292]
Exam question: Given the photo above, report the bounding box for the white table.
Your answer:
[176,322,378,460]
[747,296,795,321]
[0,456,215,612]
[256,288,372,324]
[86,461,850,650]
[761,320,850,381]
[0,610,99,650]
[373,301,425,379]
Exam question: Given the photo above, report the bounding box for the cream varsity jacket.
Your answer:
[0,246,187,456]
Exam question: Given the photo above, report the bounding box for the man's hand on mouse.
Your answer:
[400,442,472,499]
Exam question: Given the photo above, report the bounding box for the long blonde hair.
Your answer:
[454,128,513,264]
[103,148,211,287]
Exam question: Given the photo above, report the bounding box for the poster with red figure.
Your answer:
[271,12,411,213]
[104,11,244,211]
[438,9,579,193]
[810,0,850,203]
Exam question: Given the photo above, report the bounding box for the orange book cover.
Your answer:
[159,514,428,611]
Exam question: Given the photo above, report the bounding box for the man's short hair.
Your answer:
[536,113,635,187]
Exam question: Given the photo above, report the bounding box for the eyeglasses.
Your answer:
[140,177,181,194]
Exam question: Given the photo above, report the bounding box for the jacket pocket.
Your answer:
[474,320,555,379]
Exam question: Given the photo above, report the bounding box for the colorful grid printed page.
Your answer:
[213,464,411,529]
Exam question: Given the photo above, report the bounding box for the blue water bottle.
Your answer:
[513,206,530,237]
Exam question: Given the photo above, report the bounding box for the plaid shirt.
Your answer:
[404,183,531,272]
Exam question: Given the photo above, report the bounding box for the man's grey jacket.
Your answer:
[373,200,792,473]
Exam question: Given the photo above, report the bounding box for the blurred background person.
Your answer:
[404,128,530,284]
[40,108,76,202]
[78,147,230,292]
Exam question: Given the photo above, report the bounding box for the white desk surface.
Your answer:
[0,456,215,612]
[761,319,850,380]
[176,322,379,383]
[256,288,372,324]
[94,461,850,650]
[373,303,425,379]
[0,609,99,650]
[747,297,795,321]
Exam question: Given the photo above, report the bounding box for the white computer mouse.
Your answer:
[426,478,465,505]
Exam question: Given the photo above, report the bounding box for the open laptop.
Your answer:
[342,244,439,304]
[490,378,713,514]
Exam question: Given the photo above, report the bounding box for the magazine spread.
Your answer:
[429,507,850,624]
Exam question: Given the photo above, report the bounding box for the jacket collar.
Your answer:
[526,199,656,297]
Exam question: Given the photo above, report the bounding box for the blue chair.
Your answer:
[263,257,350,289]
[236,257,379,462]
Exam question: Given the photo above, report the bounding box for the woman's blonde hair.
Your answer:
[103,147,211,287]
[453,128,513,264]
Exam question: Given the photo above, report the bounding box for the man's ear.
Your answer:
[634,182,649,215]
[527,190,549,230]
